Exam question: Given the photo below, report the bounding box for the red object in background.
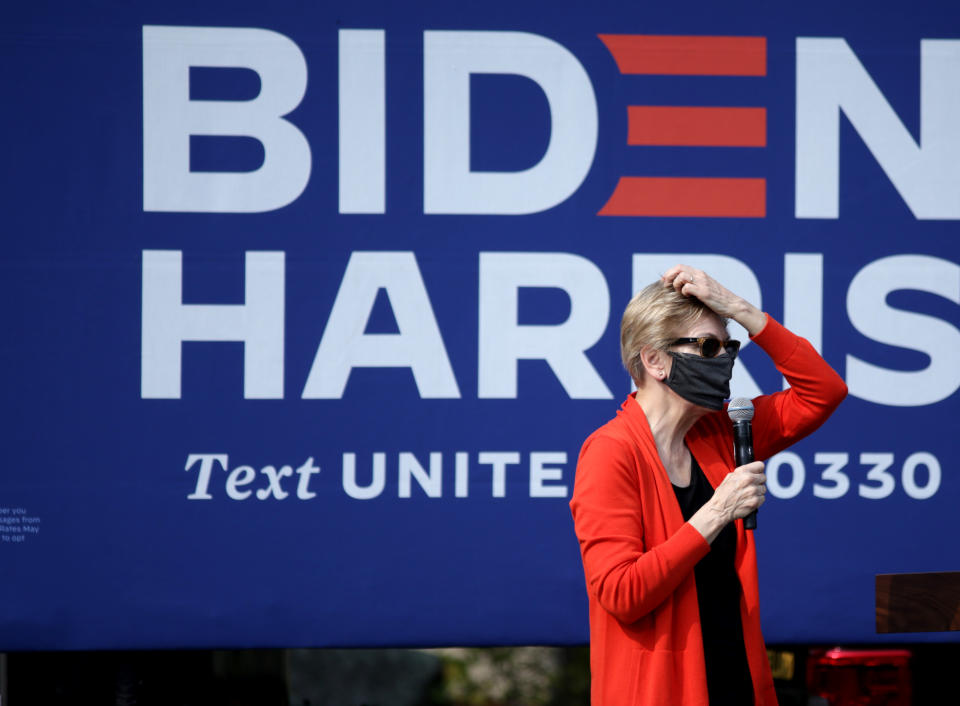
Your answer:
[598,176,766,217]
[596,34,768,218]
[597,34,766,76]
[807,648,912,706]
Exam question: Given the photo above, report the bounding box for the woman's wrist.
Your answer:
[735,300,767,338]
[689,500,729,545]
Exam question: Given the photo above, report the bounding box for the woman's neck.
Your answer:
[634,384,703,464]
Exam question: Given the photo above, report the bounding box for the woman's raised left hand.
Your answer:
[661,264,767,336]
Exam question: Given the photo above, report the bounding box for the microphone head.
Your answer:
[727,397,755,422]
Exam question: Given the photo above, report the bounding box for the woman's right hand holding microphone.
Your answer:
[690,461,766,544]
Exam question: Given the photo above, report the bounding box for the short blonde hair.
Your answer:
[620,282,723,385]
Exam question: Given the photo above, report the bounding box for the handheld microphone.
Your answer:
[727,397,757,530]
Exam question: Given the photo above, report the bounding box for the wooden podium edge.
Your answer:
[876,572,960,634]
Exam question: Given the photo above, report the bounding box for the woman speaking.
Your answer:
[569,265,846,705]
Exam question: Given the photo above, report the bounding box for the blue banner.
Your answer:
[2,0,958,650]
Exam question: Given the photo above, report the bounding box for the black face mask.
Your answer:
[664,352,736,410]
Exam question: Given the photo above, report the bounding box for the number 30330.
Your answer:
[764,451,941,501]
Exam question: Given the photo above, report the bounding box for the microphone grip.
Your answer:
[732,421,757,530]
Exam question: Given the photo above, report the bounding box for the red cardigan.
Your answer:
[570,315,847,706]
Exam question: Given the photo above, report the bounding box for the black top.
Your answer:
[672,454,754,706]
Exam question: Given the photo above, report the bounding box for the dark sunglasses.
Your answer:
[669,336,741,358]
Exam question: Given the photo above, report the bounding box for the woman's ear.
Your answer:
[639,345,668,382]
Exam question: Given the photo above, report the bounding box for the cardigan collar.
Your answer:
[616,393,688,533]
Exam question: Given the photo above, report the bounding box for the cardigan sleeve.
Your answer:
[748,314,848,460]
[571,432,710,624]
